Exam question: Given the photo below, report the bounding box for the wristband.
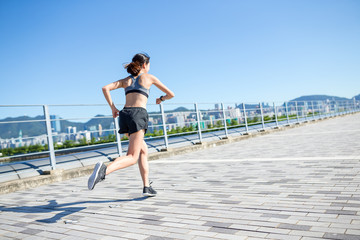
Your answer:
[160,96,165,101]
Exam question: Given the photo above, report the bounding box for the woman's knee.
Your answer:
[126,154,139,165]
[140,145,148,155]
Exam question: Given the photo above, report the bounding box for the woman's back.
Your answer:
[122,73,152,108]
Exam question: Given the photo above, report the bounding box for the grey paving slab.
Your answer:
[0,113,359,239]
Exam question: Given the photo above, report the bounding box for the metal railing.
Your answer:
[0,99,359,169]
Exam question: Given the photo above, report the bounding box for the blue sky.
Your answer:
[0,0,359,118]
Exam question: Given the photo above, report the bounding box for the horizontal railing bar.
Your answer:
[0,105,45,107]
[0,150,50,160]
[167,130,198,137]
[54,142,117,153]
[0,119,46,124]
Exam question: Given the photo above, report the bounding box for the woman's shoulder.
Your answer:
[141,73,159,82]
[116,76,132,87]
[141,73,154,78]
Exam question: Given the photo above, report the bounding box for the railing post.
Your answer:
[242,103,249,134]
[353,98,356,113]
[259,102,265,131]
[335,101,338,116]
[311,101,315,120]
[113,117,123,157]
[160,103,169,150]
[344,101,347,115]
[43,105,56,170]
[194,103,202,143]
[221,103,229,139]
[295,101,300,124]
[349,101,351,113]
[285,102,290,125]
[317,101,322,119]
[304,101,308,122]
[273,102,279,128]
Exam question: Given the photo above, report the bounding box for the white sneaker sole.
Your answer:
[143,193,157,197]
[88,162,101,190]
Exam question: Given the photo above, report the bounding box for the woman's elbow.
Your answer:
[102,86,109,92]
[169,91,175,98]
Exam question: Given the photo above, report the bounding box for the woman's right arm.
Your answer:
[150,75,175,104]
[102,80,124,118]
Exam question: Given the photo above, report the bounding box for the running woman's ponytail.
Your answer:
[124,53,150,76]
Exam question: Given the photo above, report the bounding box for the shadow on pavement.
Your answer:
[0,196,149,224]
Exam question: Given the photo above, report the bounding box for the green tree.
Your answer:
[28,144,44,153]
[264,116,272,122]
[63,140,74,148]
[108,134,116,142]
[182,126,188,132]
[215,120,223,128]
[15,146,28,154]
[1,148,14,156]
[230,119,238,126]
[79,137,88,145]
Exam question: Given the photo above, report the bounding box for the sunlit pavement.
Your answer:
[0,113,359,240]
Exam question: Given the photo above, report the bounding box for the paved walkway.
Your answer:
[0,113,359,240]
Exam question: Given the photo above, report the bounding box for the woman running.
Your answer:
[88,53,175,197]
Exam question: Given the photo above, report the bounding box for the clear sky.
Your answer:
[0,0,359,116]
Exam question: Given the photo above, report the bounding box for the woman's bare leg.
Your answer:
[138,140,149,187]
[105,130,144,175]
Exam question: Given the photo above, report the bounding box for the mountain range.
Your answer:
[1,94,358,139]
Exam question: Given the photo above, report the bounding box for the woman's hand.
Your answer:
[156,98,162,104]
[111,106,119,118]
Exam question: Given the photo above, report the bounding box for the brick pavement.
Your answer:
[0,113,359,240]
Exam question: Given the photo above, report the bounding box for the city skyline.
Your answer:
[1,99,353,150]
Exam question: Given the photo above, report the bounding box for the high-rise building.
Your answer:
[89,126,98,139]
[50,115,61,132]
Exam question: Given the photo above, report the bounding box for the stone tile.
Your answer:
[266,233,301,240]
[311,226,346,234]
[278,223,311,231]
[20,229,43,235]
[208,227,239,234]
[323,233,360,240]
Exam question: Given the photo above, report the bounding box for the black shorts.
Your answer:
[119,107,149,135]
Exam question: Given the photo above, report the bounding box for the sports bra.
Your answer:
[124,73,150,98]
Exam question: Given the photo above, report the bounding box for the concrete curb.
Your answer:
[0,113,357,195]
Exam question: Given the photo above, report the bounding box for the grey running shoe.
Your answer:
[88,162,107,190]
[143,183,157,197]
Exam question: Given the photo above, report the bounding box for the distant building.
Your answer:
[89,125,98,139]
[50,115,61,132]
[66,126,77,141]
